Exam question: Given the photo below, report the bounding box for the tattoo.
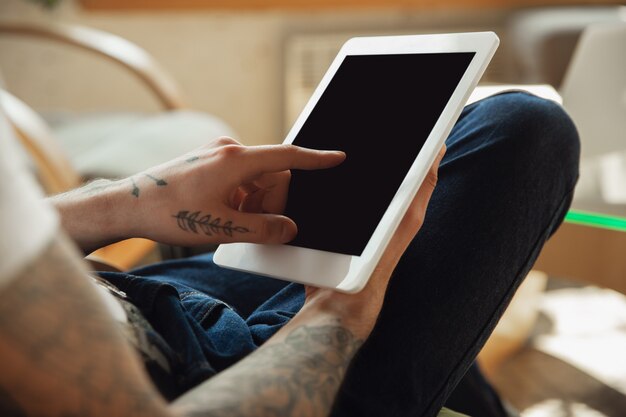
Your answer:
[131,177,140,197]
[131,174,168,197]
[0,237,166,417]
[77,174,168,199]
[173,211,250,237]
[176,321,363,417]
[186,156,200,163]
[145,174,168,186]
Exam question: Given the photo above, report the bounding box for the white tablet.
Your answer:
[215,31,499,293]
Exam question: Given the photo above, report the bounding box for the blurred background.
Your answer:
[1,0,622,145]
[1,1,625,417]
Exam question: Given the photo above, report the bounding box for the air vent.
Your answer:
[283,30,509,132]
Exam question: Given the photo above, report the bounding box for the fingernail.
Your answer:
[280,221,296,242]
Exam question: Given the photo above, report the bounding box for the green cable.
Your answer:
[565,209,626,232]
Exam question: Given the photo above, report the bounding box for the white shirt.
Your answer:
[0,108,59,289]
[0,102,127,322]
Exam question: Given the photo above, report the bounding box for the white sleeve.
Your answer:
[0,108,59,289]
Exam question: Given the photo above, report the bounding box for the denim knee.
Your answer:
[473,91,580,192]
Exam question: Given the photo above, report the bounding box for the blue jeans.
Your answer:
[100,92,580,417]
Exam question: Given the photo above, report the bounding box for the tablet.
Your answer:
[214,31,499,293]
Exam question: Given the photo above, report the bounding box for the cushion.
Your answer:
[45,110,237,179]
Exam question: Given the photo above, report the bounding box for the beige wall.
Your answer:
[0,0,509,145]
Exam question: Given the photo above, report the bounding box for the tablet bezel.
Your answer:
[214,31,499,293]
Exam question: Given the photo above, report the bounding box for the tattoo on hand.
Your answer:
[131,174,168,198]
[145,174,168,186]
[173,211,250,237]
[78,174,168,199]
[131,177,140,198]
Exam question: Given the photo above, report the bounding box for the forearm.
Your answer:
[48,179,138,254]
[0,236,363,417]
[172,296,368,417]
[0,234,170,417]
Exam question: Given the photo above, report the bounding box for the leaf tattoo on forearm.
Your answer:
[173,211,250,237]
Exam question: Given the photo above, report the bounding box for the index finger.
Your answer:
[240,144,346,180]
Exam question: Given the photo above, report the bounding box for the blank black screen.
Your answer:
[284,52,475,256]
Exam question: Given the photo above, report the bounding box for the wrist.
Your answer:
[301,289,382,340]
[50,178,137,253]
[93,178,140,241]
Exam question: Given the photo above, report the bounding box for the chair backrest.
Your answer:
[0,21,187,111]
[560,23,626,158]
[1,88,156,271]
[0,21,184,269]
[0,89,81,194]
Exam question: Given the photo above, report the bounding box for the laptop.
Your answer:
[561,22,626,158]
[561,23,626,212]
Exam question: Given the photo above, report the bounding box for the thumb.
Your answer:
[224,209,298,244]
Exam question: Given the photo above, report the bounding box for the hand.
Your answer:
[124,137,346,247]
[302,145,446,339]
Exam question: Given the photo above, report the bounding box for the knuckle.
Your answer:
[406,211,425,231]
[216,144,244,159]
[415,215,425,227]
[275,144,300,165]
[279,143,298,155]
[259,218,272,240]
[257,218,285,243]
[215,136,240,146]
